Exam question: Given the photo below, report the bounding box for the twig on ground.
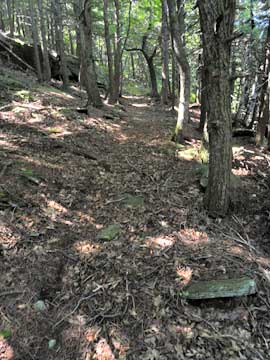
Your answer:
[53,293,96,329]
[0,290,23,297]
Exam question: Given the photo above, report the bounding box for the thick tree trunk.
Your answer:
[161,0,170,104]
[198,0,236,216]
[37,0,51,82]
[144,51,159,99]
[29,0,43,82]
[103,0,114,102]
[79,0,102,109]
[167,0,190,142]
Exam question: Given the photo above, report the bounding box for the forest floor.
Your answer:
[1,66,270,360]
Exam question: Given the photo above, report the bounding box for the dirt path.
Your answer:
[1,86,270,359]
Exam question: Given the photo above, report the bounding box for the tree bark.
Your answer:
[255,23,270,146]
[6,0,14,36]
[161,0,170,104]
[79,0,102,109]
[167,0,190,142]
[198,0,236,216]
[29,0,43,82]
[0,10,5,32]
[54,0,69,88]
[111,0,122,104]
[103,0,114,102]
[37,0,51,82]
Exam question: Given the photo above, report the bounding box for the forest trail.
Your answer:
[1,78,270,359]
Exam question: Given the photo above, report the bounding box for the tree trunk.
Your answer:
[6,0,14,36]
[29,0,43,82]
[73,0,81,57]
[199,50,208,133]
[79,0,102,109]
[161,0,170,104]
[167,0,190,142]
[54,0,69,88]
[171,47,176,110]
[198,0,236,217]
[144,51,159,99]
[37,0,51,82]
[103,0,114,102]
[111,0,121,104]
[0,10,5,32]
[131,53,135,79]
[256,31,270,145]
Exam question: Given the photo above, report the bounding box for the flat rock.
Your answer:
[122,194,144,209]
[181,277,256,300]
[97,224,121,241]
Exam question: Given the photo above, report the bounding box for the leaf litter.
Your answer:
[0,72,270,359]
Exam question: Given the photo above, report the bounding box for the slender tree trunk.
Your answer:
[198,0,236,216]
[29,0,43,82]
[37,0,51,82]
[103,0,114,102]
[54,0,69,88]
[16,11,22,36]
[161,0,170,104]
[171,47,176,110]
[199,69,208,133]
[256,24,270,146]
[79,0,102,109]
[0,10,5,31]
[167,0,190,142]
[131,53,135,79]
[73,0,81,57]
[111,0,121,104]
[68,29,74,55]
[144,51,159,99]
[6,0,14,36]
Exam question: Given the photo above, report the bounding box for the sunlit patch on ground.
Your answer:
[93,338,115,360]
[232,168,250,176]
[0,222,20,248]
[176,228,210,247]
[229,245,246,255]
[0,338,14,360]
[47,200,68,214]
[85,326,101,343]
[73,240,101,256]
[131,102,150,108]
[176,266,193,287]
[145,235,175,249]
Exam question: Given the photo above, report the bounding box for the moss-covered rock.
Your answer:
[122,194,145,209]
[97,224,121,241]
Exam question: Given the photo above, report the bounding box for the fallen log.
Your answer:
[0,38,35,72]
[0,31,80,81]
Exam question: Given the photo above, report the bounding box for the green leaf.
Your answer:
[0,330,12,338]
